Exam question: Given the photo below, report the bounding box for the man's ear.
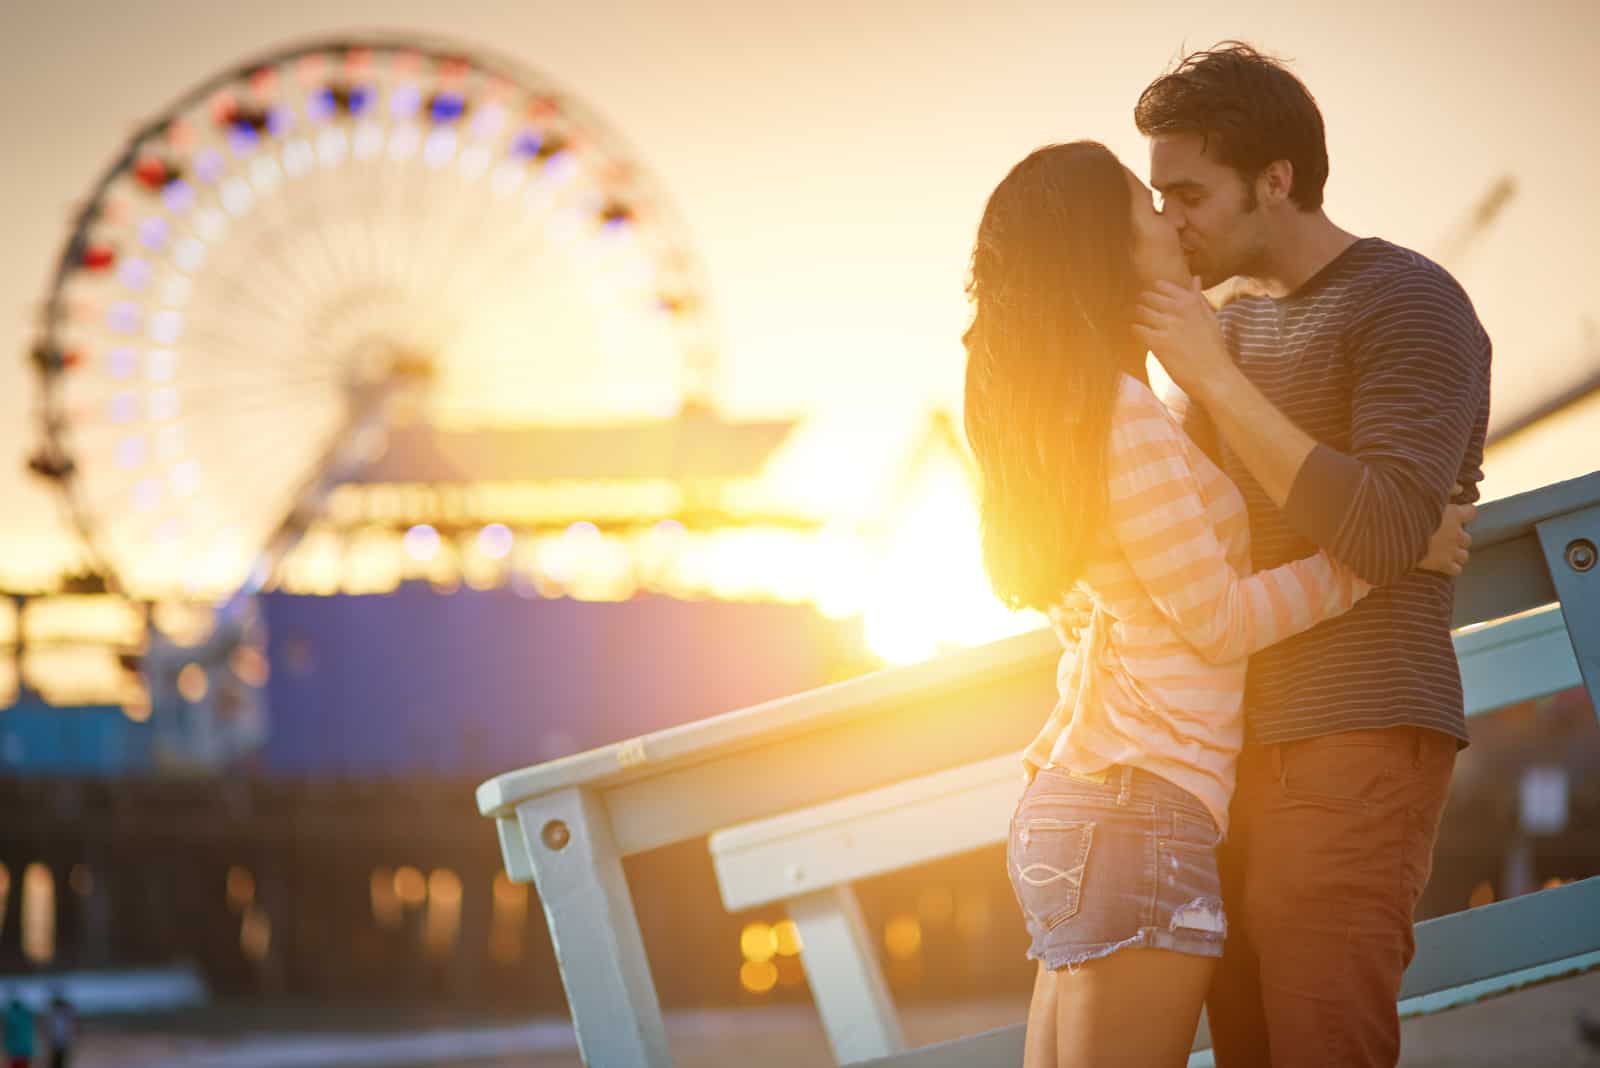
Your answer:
[1259,159,1295,206]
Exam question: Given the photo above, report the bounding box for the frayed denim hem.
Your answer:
[1028,926,1224,974]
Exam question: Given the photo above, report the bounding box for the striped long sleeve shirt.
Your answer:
[1024,374,1370,831]
[1199,238,1492,746]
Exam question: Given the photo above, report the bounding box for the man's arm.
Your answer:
[1135,274,1490,587]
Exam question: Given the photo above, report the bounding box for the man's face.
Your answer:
[1149,132,1267,288]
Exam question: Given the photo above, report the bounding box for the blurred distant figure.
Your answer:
[44,995,74,1068]
[3,994,34,1068]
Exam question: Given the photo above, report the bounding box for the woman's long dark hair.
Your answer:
[963,141,1143,612]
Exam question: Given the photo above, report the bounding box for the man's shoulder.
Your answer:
[1346,238,1478,317]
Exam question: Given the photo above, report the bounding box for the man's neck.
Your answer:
[1244,211,1360,298]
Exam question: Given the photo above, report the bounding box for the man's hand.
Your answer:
[1047,590,1094,646]
[1133,276,1232,397]
[1419,483,1476,576]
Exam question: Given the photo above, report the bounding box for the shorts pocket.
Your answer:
[1010,817,1094,931]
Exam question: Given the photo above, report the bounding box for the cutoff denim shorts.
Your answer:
[1007,764,1227,971]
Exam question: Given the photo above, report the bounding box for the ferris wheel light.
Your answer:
[267,106,295,138]
[174,237,205,272]
[317,128,349,168]
[459,143,491,179]
[155,424,182,461]
[353,121,383,160]
[109,394,138,425]
[149,387,179,422]
[390,85,423,120]
[308,88,335,123]
[542,151,579,187]
[171,460,199,497]
[194,148,225,184]
[106,347,137,379]
[82,244,116,270]
[209,91,239,127]
[147,348,176,381]
[387,124,421,161]
[114,435,143,467]
[132,156,170,190]
[165,117,196,151]
[133,478,160,511]
[221,176,254,215]
[490,160,526,197]
[160,179,194,214]
[227,124,260,157]
[107,301,141,334]
[248,66,279,97]
[137,217,169,251]
[510,130,543,159]
[250,156,283,194]
[423,128,457,168]
[472,102,507,138]
[161,275,191,306]
[429,93,468,124]
[119,256,152,288]
[283,139,314,177]
[296,52,329,85]
[149,310,183,346]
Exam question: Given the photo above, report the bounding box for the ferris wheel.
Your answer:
[27,34,720,607]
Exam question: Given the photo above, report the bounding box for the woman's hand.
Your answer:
[1047,590,1094,646]
[1420,484,1476,577]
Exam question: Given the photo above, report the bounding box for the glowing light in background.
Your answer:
[403,524,441,562]
[22,862,56,963]
[393,865,427,908]
[226,865,256,913]
[489,872,528,965]
[370,867,403,929]
[424,868,463,959]
[240,904,271,962]
[477,522,514,559]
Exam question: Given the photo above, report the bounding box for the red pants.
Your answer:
[1208,726,1457,1067]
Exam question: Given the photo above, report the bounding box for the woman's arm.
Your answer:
[1107,385,1371,665]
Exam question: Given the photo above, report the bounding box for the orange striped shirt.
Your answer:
[1023,374,1371,831]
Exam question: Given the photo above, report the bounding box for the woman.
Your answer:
[962,141,1454,1066]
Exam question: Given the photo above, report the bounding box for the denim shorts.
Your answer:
[1007,764,1227,971]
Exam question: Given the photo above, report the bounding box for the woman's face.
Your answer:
[1124,167,1189,289]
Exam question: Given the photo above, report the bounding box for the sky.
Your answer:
[1,0,1596,588]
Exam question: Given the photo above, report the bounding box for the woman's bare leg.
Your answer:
[1053,947,1214,1067]
[1023,961,1060,1068]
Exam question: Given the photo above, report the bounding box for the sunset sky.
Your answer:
[2,0,1596,587]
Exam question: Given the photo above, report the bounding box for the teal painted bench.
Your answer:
[478,470,1600,1066]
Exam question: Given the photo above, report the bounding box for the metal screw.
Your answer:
[1566,538,1597,573]
[541,819,571,851]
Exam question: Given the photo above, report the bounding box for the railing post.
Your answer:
[1535,503,1600,722]
[789,884,907,1063]
[515,786,671,1067]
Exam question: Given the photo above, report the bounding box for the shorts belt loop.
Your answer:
[1116,765,1133,806]
[1270,742,1284,785]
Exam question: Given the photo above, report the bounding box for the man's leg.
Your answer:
[1242,727,1456,1067]
[1206,742,1272,1068]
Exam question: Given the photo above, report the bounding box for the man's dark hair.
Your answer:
[1135,42,1329,211]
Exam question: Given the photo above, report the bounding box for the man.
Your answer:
[1127,43,1492,1067]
